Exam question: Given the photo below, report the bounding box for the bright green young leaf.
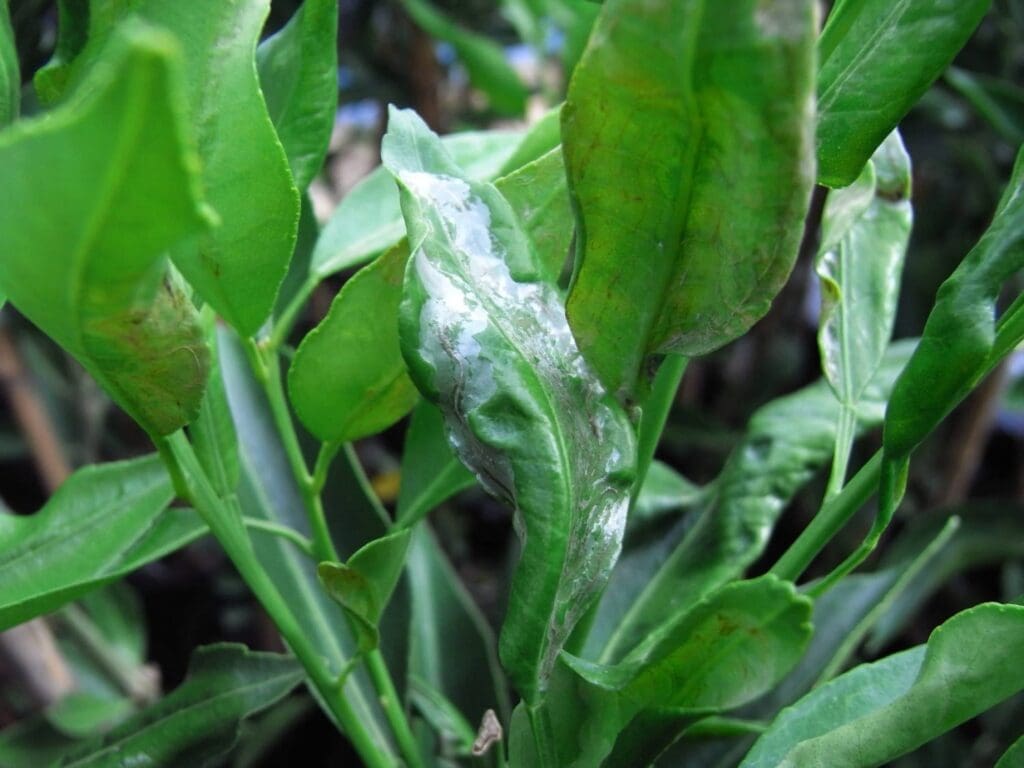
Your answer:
[318,528,412,652]
[406,526,511,731]
[400,0,528,116]
[562,0,816,401]
[817,0,990,187]
[133,0,300,335]
[997,733,1024,768]
[218,331,397,757]
[0,0,18,125]
[741,603,1024,767]
[494,147,572,286]
[946,67,1024,145]
[0,455,206,631]
[496,104,562,176]
[395,401,476,528]
[60,644,303,768]
[256,0,338,190]
[188,322,240,500]
[816,130,912,492]
[512,577,811,767]
[385,107,637,703]
[597,342,915,662]
[0,25,212,437]
[310,129,539,281]
[289,242,419,443]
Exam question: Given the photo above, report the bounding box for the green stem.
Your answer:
[242,517,315,558]
[269,275,319,352]
[824,405,857,500]
[527,702,557,767]
[770,451,882,583]
[633,354,687,502]
[366,649,426,768]
[344,442,391,527]
[243,339,338,564]
[155,432,391,768]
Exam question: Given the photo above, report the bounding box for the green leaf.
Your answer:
[217,331,397,756]
[513,576,812,767]
[385,107,637,703]
[189,322,240,500]
[31,0,91,103]
[0,455,206,631]
[996,733,1024,768]
[494,147,572,286]
[0,25,212,436]
[631,460,705,525]
[318,528,412,652]
[817,130,912,410]
[408,675,478,757]
[741,603,1024,767]
[597,342,915,662]
[60,644,303,768]
[946,66,1024,145]
[407,524,511,741]
[310,129,536,281]
[0,0,18,126]
[289,241,419,443]
[496,104,562,176]
[395,401,476,528]
[562,0,816,400]
[817,0,990,187]
[400,0,528,116]
[256,0,338,190]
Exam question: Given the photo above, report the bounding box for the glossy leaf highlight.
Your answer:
[385,107,637,702]
[562,0,816,400]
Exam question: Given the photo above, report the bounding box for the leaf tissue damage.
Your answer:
[384,108,637,702]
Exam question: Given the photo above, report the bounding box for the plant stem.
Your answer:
[155,432,392,768]
[243,339,338,564]
[769,451,882,583]
[527,702,557,767]
[242,517,315,558]
[823,405,857,500]
[633,354,687,502]
[269,275,319,352]
[366,649,426,768]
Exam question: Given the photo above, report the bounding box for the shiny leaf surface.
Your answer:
[0,456,205,631]
[562,0,815,399]
[0,26,211,436]
[816,0,990,187]
[385,107,636,703]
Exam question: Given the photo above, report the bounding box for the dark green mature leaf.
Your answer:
[0,456,206,631]
[318,528,411,652]
[0,25,211,436]
[817,131,912,410]
[511,577,811,767]
[741,603,1024,767]
[218,332,397,757]
[60,644,302,768]
[395,401,475,528]
[406,526,511,729]
[494,147,573,286]
[385,107,636,703]
[562,0,815,400]
[256,0,338,190]
[597,342,915,662]
[310,129,539,281]
[289,242,419,443]
[817,0,990,187]
[400,0,527,116]
[0,0,18,125]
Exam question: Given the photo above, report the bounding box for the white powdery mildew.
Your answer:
[402,170,634,685]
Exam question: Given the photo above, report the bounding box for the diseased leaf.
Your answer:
[310,129,540,281]
[0,25,211,437]
[817,0,990,187]
[289,242,419,443]
[741,603,1024,768]
[318,528,411,652]
[406,526,511,730]
[256,0,338,190]
[597,342,915,662]
[60,645,303,768]
[0,456,206,631]
[400,0,527,116]
[562,0,816,400]
[385,107,637,703]
[0,0,18,126]
[494,147,573,286]
[395,401,476,528]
